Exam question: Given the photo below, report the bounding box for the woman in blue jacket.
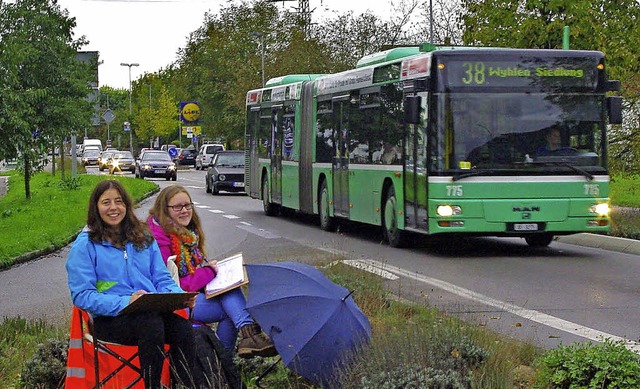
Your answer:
[66,180,196,388]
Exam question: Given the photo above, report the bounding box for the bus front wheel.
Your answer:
[525,233,554,247]
[262,177,278,216]
[319,181,336,231]
[383,187,405,248]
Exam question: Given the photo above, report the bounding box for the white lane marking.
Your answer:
[208,209,225,214]
[236,223,281,239]
[342,259,399,280]
[342,258,640,352]
[239,221,251,226]
[223,215,241,219]
[186,185,204,189]
[197,205,210,209]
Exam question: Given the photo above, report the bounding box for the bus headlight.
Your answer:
[436,205,462,217]
[590,203,609,216]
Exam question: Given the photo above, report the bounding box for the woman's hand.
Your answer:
[184,294,197,309]
[207,260,218,274]
[129,290,147,304]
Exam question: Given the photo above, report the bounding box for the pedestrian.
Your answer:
[147,184,277,358]
[66,179,197,389]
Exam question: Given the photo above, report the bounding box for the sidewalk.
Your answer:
[557,233,640,255]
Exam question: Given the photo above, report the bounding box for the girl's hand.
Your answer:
[129,290,147,304]
[207,260,218,273]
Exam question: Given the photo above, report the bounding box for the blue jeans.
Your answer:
[191,288,253,351]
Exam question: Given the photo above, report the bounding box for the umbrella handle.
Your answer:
[255,356,282,388]
[342,289,355,301]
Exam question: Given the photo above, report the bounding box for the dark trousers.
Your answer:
[94,312,196,389]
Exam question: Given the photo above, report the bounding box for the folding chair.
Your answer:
[66,306,170,389]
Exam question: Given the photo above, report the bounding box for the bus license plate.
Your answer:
[514,223,539,231]
[232,182,245,187]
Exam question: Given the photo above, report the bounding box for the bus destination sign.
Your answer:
[443,57,600,90]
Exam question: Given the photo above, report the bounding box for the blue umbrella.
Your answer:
[244,261,372,388]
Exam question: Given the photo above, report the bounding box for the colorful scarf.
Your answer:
[169,228,205,277]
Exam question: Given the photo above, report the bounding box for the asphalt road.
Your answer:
[1,166,639,354]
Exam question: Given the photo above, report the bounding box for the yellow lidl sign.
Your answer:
[182,126,202,135]
[180,101,201,123]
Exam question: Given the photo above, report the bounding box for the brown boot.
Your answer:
[237,323,277,358]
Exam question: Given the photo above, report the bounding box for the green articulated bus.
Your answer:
[244,43,622,248]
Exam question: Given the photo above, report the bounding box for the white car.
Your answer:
[195,143,225,170]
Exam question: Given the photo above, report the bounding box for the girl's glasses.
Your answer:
[167,203,194,212]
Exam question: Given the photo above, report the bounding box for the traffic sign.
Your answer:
[102,109,115,124]
[123,121,130,132]
[168,147,178,158]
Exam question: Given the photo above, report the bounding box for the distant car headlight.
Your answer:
[218,174,226,181]
[168,163,176,170]
[142,164,152,170]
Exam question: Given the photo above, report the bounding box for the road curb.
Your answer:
[557,233,640,255]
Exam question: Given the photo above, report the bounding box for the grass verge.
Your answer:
[0,168,158,270]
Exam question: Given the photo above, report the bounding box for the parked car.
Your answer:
[108,151,136,174]
[196,143,225,170]
[81,149,101,166]
[205,150,245,195]
[177,148,197,166]
[135,150,177,181]
[98,150,117,171]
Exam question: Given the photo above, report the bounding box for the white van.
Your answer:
[196,143,225,170]
[82,139,103,154]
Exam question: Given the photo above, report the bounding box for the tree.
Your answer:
[0,0,94,198]
[458,0,640,173]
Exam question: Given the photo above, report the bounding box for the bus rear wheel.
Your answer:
[262,176,278,216]
[525,233,554,247]
[383,187,405,248]
[319,180,336,232]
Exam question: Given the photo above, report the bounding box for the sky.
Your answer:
[55,0,394,89]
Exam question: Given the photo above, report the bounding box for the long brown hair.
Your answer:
[87,180,152,249]
[148,185,207,256]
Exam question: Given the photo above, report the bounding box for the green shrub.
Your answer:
[57,176,83,191]
[20,338,68,389]
[535,339,640,388]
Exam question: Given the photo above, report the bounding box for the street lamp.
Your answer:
[145,82,152,147]
[252,32,265,87]
[120,62,139,153]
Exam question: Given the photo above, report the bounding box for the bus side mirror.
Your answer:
[404,96,422,125]
[607,96,622,125]
[605,80,620,92]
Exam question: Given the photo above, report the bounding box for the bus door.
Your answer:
[246,107,261,198]
[270,105,283,204]
[332,97,350,217]
[403,92,429,231]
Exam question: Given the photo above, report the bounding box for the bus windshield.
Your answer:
[428,92,606,175]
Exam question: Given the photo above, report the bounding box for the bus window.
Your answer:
[316,100,334,163]
[282,104,295,161]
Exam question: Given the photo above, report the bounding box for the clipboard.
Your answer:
[205,253,249,298]
[118,292,197,315]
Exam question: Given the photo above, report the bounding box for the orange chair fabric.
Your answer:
[65,306,170,388]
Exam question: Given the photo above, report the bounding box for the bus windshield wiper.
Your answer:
[451,169,502,181]
[525,161,594,180]
[556,162,594,180]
